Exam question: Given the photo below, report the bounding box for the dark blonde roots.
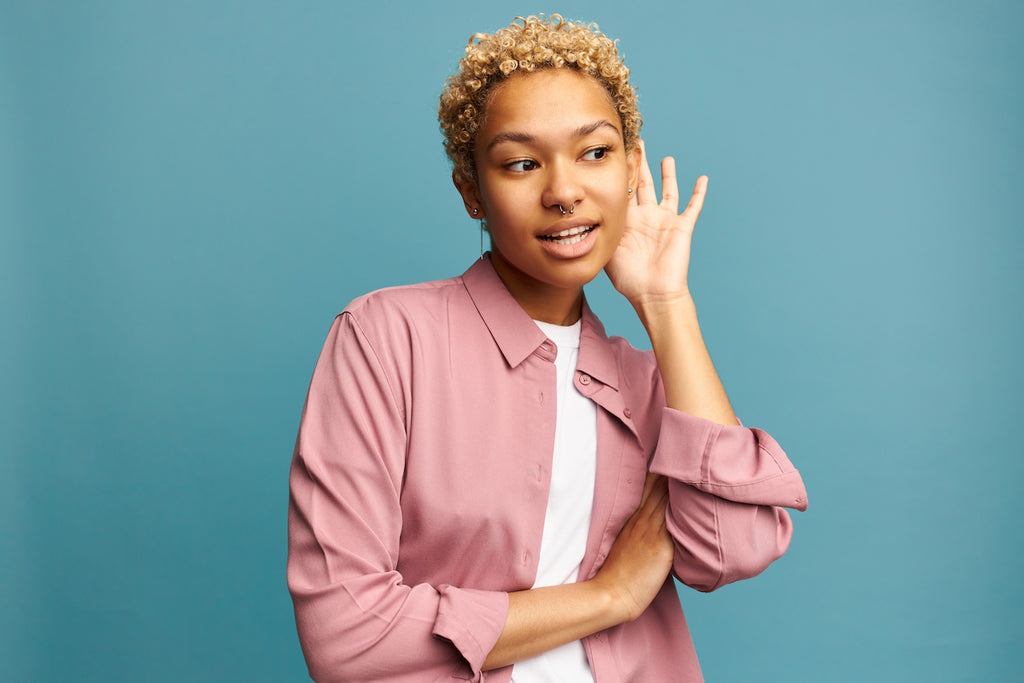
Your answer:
[439,14,642,185]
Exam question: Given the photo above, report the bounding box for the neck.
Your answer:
[490,255,584,325]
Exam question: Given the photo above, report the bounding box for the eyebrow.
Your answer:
[485,119,620,151]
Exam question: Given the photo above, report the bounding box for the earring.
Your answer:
[472,208,479,216]
[627,188,633,195]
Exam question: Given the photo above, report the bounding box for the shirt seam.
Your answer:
[342,311,407,427]
[710,495,725,590]
[758,441,788,472]
[682,470,800,489]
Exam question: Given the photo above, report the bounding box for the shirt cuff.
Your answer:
[433,585,509,676]
[650,408,808,511]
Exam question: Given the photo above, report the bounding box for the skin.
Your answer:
[454,67,738,670]
[456,69,640,325]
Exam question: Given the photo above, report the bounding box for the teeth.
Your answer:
[544,225,595,244]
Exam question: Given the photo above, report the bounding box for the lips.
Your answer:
[539,225,596,245]
[538,216,598,242]
[534,217,601,260]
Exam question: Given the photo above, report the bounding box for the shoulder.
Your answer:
[318,275,472,390]
[331,274,490,371]
[341,274,469,333]
[345,273,466,313]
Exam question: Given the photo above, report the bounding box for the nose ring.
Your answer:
[557,202,576,216]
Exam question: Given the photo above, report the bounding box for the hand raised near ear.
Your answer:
[605,140,708,309]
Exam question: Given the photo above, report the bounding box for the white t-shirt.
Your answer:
[511,319,597,682]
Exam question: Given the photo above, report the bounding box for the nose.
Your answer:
[542,159,585,215]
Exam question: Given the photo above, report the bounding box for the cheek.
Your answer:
[478,178,526,219]
[480,203,529,249]
[481,185,540,234]
[602,187,631,222]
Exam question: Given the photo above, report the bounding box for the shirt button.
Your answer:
[579,374,591,385]
[623,407,632,418]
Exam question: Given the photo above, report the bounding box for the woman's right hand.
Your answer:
[483,472,674,669]
[591,472,674,622]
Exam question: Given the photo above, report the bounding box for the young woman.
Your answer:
[288,15,807,682]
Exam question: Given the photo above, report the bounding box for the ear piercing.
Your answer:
[472,208,480,216]
[557,201,576,215]
[627,187,633,195]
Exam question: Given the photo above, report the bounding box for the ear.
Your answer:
[626,143,642,195]
[453,172,485,219]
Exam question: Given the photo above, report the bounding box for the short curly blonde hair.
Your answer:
[439,14,642,185]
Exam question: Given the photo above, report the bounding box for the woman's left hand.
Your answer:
[604,140,708,308]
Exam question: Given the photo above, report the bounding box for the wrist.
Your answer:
[585,574,637,624]
[632,293,698,338]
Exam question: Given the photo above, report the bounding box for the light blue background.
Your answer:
[2,1,1021,681]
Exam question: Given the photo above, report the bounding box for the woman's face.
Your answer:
[458,68,640,320]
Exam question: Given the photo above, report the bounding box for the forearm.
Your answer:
[485,474,673,671]
[649,411,808,590]
[666,482,794,591]
[634,294,737,425]
[483,579,622,670]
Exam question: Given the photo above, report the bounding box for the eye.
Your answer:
[506,158,539,172]
[582,146,611,161]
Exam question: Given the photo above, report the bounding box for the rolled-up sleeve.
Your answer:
[288,313,508,682]
[649,408,808,593]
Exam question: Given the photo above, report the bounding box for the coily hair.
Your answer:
[438,14,642,185]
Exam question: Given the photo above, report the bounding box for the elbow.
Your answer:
[302,653,344,683]
[673,505,795,593]
[290,579,405,682]
[290,578,477,682]
[719,505,795,588]
[298,641,347,683]
[294,606,408,683]
[293,597,368,683]
[302,651,390,683]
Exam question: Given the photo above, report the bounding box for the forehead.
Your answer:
[479,69,622,142]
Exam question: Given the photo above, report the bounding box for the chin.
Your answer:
[545,257,609,288]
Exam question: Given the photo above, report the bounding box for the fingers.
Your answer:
[639,471,666,504]
[683,175,709,220]
[636,139,658,205]
[643,481,667,524]
[637,473,669,523]
[659,157,678,212]
[635,139,705,217]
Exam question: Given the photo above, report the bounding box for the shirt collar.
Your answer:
[578,306,620,391]
[461,256,621,391]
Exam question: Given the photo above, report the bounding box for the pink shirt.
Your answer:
[287,257,808,682]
